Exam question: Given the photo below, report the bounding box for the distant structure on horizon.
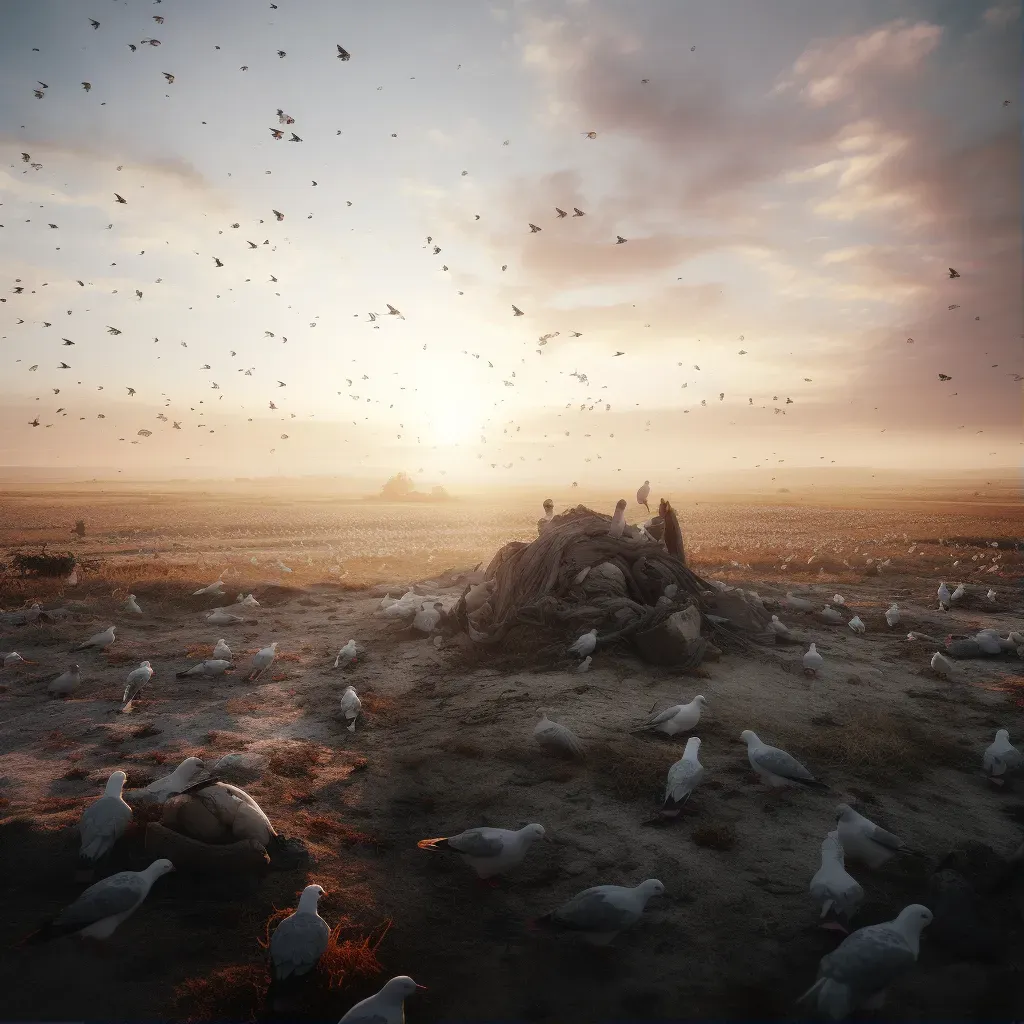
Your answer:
[372,472,452,503]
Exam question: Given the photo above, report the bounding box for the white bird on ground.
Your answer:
[740,730,827,791]
[535,879,664,945]
[79,771,132,872]
[848,615,866,634]
[820,604,845,624]
[121,661,153,710]
[803,643,824,675]
[276,560,292,573]
[576,655,592,672]
[810,830,864,933]
[832,594,846,606]
[3,651,26,667]
[608,498,627,538]
[71,625,116,652]
[269,883,330,982]
[124,594,142,614]
[412,601,444,633]
[48,663,82,696]
[176,658,234,678]
[983,729,1022,785]
[784,592,814,612]
[797,905,932,1020]
[212,638,232,660]
[236,593,260,607]
[950,582,966,603]
[193,579,225,596]
[417,823,546,878]
[930,651,954,679]
[569,628,597,657]
[636,695,706,736]
[769,614,794,639]
[538,498,555,534]
[248,642,278,680]
[835,803,913,869]
[339,976,424,1024]
[139,757,206,803]
[884,603,900,627]
[975,631,1003,655]
[662,737,704,817]
[937,581,951,610]
[534,710,585,759]
[29,860,174,942]
[207,609,244,625]
[986,588,997,602]
[334,639,359,668]
[636,480,651,512]
[339,685,361,732]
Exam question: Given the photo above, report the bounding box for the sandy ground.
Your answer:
[0,504,1022,1021]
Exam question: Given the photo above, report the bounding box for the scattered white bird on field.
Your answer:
[269,884,330,982]
[810,830,864,933]
[740,731,827,791]
[534,879,664,945]
[983,729,1022,785]
[71,625,116,652]
[986,588,997,602]
[2,651,26,667]
[48,663,81,696]
[334,639,359,668]
[784,592,814,613]
[28,859,174,942]
[248,642,278,680]
[950,582,966,603]
[636,480,651,512]
[975,631,1003,655]
[417,823,546,878]
[121,660,153,710]
[380,590,422,621]
[803,643,824,675]
[835,804,914,869]
[575,655,592,673]
[79,771,132,872]
[832,594,846,606]
[207,609,244,625]
[212,638,232,660]
[124,594,142,614]
[848,615,866,634]
[820,604,845,625]
[176,658,234,678]
[193,579,225,596]
[139,757,206,803]
[937,581,951,610]
[569,628,598,657]
[636,695,706,736]
[884,603,900,627]
[412,601,444,633]
[534,710,585,759]
[769,614,794,640]
[339,685,361,732]
[662,737,704,817]
[930,651,954,679]
[339,976,424,1024]
[797,905,932,1020]
[236,593,260,607]
[608,499,627,538]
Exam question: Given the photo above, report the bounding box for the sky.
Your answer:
[0,0,1020,487]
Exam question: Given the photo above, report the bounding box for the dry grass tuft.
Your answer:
[174,963,265,1023]
[223,697,264,714]
[60,766,88,781]
[296,811,374,846]
[692,822,738,850]
[588,738,669,802]
[130,724,161,739]
[266,740,331,779]
[42,729,77,752]
[359,692,399,725]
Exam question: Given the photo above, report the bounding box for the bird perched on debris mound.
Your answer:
[636,480,651,512]
[658,499,685,563]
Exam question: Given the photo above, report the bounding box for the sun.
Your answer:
[431,404,477,446]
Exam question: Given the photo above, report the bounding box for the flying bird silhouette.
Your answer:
[114,193,126,204]
[337,44,351,60]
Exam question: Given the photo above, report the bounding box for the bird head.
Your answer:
[641,879,665,897]
[384,977,424,998]
[694,695,707,706]
[835,803,855,821]
[739,729,758,745]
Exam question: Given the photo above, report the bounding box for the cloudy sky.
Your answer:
[0,0,1019,486]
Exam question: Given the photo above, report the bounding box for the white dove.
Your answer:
[534,710,585,759]
[769,614,794,639]
[193,579,225,596]
[662,736,704,816]
[950,582,966,603]
[212,638,232,660]
[848,616,866,634]
[417,823,545,879]
[334,639,358,668]
[124,594,142,614]
[983,729,1022,785]
[339,685,362,732]
[930,651,953,679]
[207,609,244,625]
[339,977,423,1024]
[121,661,153,710]
[576,655,592,673]
[810,830,864,933]
[71,625,116,652]
[569,628,598,657]
[835,803,913,869]
[248,642,278,680]
[803,643,824,676]
[937,581,951,610]
[636,696,705,736]
[175,659,233,678]
[884,603,900,627]
[636,480,651,512]
[79,771,132,872]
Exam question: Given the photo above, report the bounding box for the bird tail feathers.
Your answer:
[796,978,851,1018]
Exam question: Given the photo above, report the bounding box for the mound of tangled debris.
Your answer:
[453,504,774,668]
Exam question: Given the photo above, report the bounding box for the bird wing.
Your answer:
[865,821,905,850]
[646,704,681,727]
[753,745,816,782]
[339,1005,388,1024]
[665,758,703,804]
[553,887,633,931]
[536,722,584,758]
[447,828,506,858]
[52,871,145,930]
[270,913,330,978]
[819,925,916,995]
[80,797,130,854]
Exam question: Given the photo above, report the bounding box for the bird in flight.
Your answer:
[126,387,136,396]
[273,210,284,221]
[337,44,351,60]
[615,236,627,244]
[89,18,100,29]
[82,82,91,92]
[582,131,597,139]
[277,381,287,387]
[572,207,585,217]
[114,193,127,204]
[387,304,404,319]
[555,208,567,218]
[213,257,223,267]
[163,72,174,83]
[107,326,122,335]
[948,267,960,278]
[512,305,524,316]
[529,223,542,233]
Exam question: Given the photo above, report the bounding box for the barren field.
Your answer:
[0,490,1022,1021]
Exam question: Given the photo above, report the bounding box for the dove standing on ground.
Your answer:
[412,601,444,633]
[785,592,814,612]
[124,594,142,614]
[417,823,545,879]
[535,879,664,945]
[207,609,244,625]
[983,729,1022,785]
[662,737,704,817]
[885,603,901,627]
[636,695,706,737]
[176,659,234,678]
[986,588,997,603]
[79,771,132,873]
[139,757,206,803]
[740,730,827,791]
[237,593,260,607]
[820,605,845,625]
[848,615,866,634]
[534,711,585,759]
[797,905,932,1020]
[950,582,966,603]
[832,594,846,606]
[803,643,824,676]
[636,480,651,513]
[931,651,954,679]
[193,579,225,596]
[937,581,951,610]
[576,655,592,673]
[339,685,361,732]
[48,663,81,696]
[71,625,116,652]
[569,628,597,658]
[212,638,232,660]
[769,614,794,640]
[27,860,174,942]
[339,977,424,1024]
[810,831,865,933]
[334,639,358,668]
[248,642,278,681]
[269,884,330,984]
[121,661,153,711]
[3,651,26,667]
[608,499,627,538]
[835,804,913,869]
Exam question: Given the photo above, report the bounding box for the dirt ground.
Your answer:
[0,494,1022,1021]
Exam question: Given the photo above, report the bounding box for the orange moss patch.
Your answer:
[42,730,77,752]
[277,652,303,663]
[174,963,266,1023]
[266,741,332,779]
[359,692,399,724]
[295,812,374,846]
[224,697,264,714]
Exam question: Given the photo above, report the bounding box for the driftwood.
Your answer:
[144,822,270,875]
